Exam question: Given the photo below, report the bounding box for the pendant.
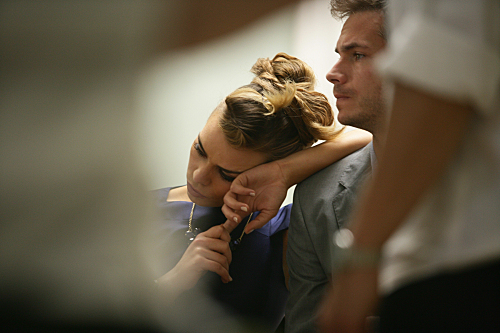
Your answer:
[229,239,240,251]
[185,227,201,243]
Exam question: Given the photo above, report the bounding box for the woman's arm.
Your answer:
[222,129,372,233]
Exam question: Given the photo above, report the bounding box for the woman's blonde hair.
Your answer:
[220,52,341,161]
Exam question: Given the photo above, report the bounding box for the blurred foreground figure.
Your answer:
[0,1,298,332]
[319,0,500,332]
[0,1,166,331]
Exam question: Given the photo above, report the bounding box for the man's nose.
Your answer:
[326,61,347,85]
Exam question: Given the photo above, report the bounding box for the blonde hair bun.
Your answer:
[222,52,341,161]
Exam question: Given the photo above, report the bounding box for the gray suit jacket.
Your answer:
[285,144,372,333]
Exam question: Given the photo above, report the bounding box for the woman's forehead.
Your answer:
[199,116,267,172]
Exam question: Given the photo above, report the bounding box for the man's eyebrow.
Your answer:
[335,42,368,53]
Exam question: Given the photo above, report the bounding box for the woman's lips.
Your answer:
[187,182,205,198]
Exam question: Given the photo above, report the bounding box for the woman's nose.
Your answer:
[192,163,211,186]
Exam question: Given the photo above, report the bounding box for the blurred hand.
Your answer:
[156,225,232,299]
[222,161,288,233]
[318,268,379,333]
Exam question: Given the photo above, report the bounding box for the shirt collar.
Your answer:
[368,141,377,171]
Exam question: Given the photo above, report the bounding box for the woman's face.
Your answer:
[186,110,268,207]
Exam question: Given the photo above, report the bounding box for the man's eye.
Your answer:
[354,53,365,60]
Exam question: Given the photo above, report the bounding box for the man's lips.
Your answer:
[334,93,351,108]
[187,182,205,198]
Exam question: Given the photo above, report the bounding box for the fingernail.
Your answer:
[241,206,248,212]
[250,192,255,197]
[246,229,254,234]
[229,276,233,282]
[233,216,238,223]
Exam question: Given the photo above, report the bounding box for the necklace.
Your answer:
[185,203,253,250]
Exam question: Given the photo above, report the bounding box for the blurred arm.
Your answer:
[318,82,473,333]
[350,82,472,249]
[160,0,301,51]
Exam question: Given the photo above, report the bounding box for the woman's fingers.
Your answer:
[221,205,247,232]
[222,190,250,219]
[201,224,232,243]
[193,225,232,265]
[165,224,235,294]
[222,218,238,233]
[197,253,233,283]
[192,245,231,274]
[222,183,254,231]
[190,230,233,283]
[244,210,276,234]
[229,179,256,196]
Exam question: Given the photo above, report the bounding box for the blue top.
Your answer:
[153,186,290,331]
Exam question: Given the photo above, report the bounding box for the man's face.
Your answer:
[326,11,386,134]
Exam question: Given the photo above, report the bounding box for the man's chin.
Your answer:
[337,113,353,127]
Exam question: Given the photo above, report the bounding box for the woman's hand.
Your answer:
[156,225,233,300]
[222,160,288,233]
[222,129,372,233]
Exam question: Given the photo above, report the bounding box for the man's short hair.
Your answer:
[330,0,386,20]
[330,0,387,40]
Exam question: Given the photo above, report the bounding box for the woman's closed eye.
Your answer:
[194,139,237,182]
[194,142,206,157]
[219,169,236,182]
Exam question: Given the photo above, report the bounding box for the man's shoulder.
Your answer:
[298,144,371,190]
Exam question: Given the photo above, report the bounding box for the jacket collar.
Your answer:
[338,142,373,190]
[331,143,373,230]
